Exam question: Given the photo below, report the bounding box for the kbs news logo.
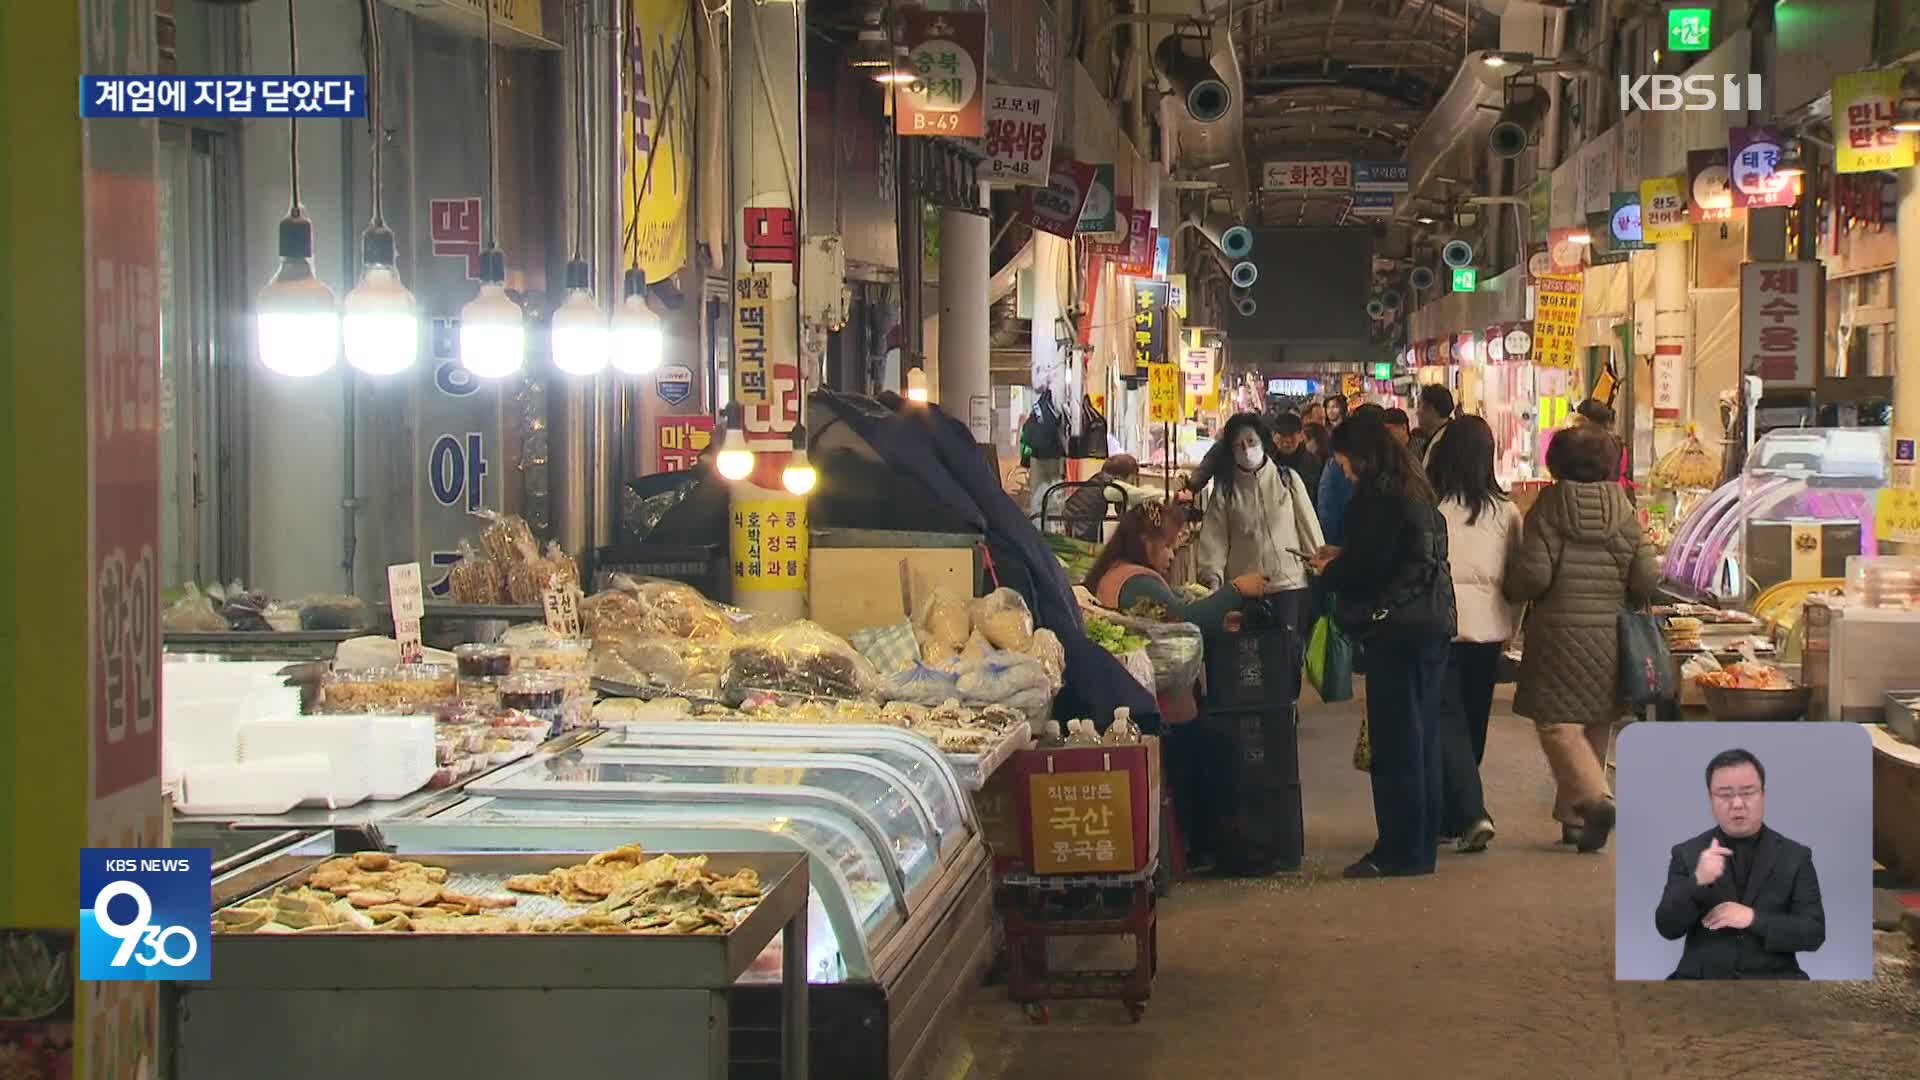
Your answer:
[1619,74,1763,113]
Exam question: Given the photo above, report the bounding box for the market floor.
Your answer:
[929,687,1920,1080]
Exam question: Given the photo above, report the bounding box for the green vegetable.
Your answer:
[0,932,70,1020]
[1086,617,1148,655]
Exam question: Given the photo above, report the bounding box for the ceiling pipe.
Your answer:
[1392,48,1505,225]
[1148,5,1251,219]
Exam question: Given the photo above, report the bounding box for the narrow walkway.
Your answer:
[937,691,1920,1080]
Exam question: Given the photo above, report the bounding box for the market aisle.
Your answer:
[933,691,1920,1080]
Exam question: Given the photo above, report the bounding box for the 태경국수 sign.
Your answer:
[1833,68,1916,174]
[983,86,1056,184]
[897,11,985,137]
[1742,261,1821,389]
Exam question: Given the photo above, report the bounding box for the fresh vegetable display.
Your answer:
[0,932,69,1021]
[1085,617,1148,655]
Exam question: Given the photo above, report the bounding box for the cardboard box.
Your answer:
[1010,739,1161,875]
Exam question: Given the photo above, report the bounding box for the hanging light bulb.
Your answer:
[550,259,608,376]
[257,211,341,377]
[460,248,525,378]
[610,268,664,375]
[906,366,929,403]
[715,403,756,482]
[341,224,417,375]
[782,424,817,495]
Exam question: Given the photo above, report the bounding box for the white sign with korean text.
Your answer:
[983,86,1056,184]
[1262,160,1353,192]
[387,562,425,663]
[1741,261,1821,390]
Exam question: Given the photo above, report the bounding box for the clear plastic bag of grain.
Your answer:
[476,510,538,570]
[447,540,504,604]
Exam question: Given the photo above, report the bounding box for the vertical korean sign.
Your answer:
[1534,238,1585,372]
[731,498,810,593]
[1132,280,1169,373]
[1741,261,1822,389]
[1728,127,1796,209]
[1024,155,1093,237]
[983,87,1056,184]
[623,0,694,281]
[898,11,986,137]
[734,271,771,405]
[656,415,715,471]
[1833,69,1915,174]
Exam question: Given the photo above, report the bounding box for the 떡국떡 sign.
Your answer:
[983,86,1056,184]
[733,271,771,405]
[1741,261,1821,389]
[898,11,985,137]
[731,497,809,593]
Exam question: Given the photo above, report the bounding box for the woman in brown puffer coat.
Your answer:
[1504,424,1660,854]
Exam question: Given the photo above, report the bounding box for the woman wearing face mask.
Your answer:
[1193,412,1326,646]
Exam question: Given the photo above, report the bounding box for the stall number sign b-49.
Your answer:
[80,848,212,981]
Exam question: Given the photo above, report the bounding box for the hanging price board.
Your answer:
[1877,488,1920,544]
[1148,363,1182,424]
[387,562,425,664]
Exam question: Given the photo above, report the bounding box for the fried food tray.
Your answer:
[206,850,808,991]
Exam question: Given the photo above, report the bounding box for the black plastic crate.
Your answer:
[1204,625,1300,712]
[1199,705,1304,875]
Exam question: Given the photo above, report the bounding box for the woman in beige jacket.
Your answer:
[1504,423,1660,853]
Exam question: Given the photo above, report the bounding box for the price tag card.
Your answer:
[388,562,426,662]
[542,585,583,639]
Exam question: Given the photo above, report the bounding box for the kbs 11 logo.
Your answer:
[79,848,212,981]
[1619,74,1763,113]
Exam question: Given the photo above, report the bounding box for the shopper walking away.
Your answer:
[1269,413,1324,502]
[1426,415,1521,853]
[1309,410,1456,878]
[1575,397,1632,486]
[1412,384,1455,462]
[1194,412,1325,646]
[1316,402,1381,545]
[1087,502,1267,871]
[1021,388,1069,517]
[1504,423,1660,854]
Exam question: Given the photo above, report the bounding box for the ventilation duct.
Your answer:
[1191,210,1254,258]
[1442,239,1476,268]
[1409,266,1437,291]
[1155,14,1250,218]
[1230,260,1258,288]
[1489,80,1548,159]
[1155,29,1231,123]
[1395,50,1505,223]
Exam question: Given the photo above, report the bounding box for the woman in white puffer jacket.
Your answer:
[1192,412,1325,649]
[1425,415,1522,854]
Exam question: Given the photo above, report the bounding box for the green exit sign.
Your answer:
[1668,8,1711,52]
[1371,362,1393,380]
[1451,267,1478,292]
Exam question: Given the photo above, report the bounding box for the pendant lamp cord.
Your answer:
[573,0,588,260]
[484,0,498,250]
[287,0,301,215]
[363,0,384,228]
[628,13,640,272]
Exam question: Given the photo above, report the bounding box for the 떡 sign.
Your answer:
[898,11,986,137]
[1533,275,1584,369]
[1026,770,1137,873]
[983,86,1056,183]
[1077,163,1116,233]
[733,271,771,405]
[655,414,714,472]
[1352,160,1409,192]
[1833,69,1915,174]
[1729,127,1795,209]
[730,497,809,593]
[1640,176,1690,242]
[1262,160,1353,192]
[1741,261,1821,389]
[1025,155,1094,238]
[1608,191,1648,250]
[429,196,484,278]
[1667,8,1712,52]
[1687,148,1734,222]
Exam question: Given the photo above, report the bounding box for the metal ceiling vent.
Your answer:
[1489,78,1548,159]
[1156,23,1231,123]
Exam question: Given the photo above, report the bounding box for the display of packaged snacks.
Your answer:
[446,539,504,605]
[512,635,591,673]
[317,665,456,713]
[454,643,512,678]
[478,511,538,570]
[500,673,568,737]
[456,677,502,709]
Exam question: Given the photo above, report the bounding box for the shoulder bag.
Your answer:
[1067,394,1109,459]
[1613,543,1675,706]
[1332,499,1457,643]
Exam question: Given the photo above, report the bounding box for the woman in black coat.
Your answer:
[1309,410,1458,878]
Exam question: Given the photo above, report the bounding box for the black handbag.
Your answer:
[1068,394,1109,459]
[1333,503,1457,643]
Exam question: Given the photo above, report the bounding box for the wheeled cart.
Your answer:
[996,864,1158,1024]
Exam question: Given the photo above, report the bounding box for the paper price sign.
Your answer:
[388,561,426,663]
[1148,363,1182,424]
[542,585,584,639]
[1027,771,1136,873]
[80,847,212,981]
[1877,488,1920,544]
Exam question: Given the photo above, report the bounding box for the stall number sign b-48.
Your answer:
[80,848,212,981]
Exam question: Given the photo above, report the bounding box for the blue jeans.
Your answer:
[1363,637,1448,874]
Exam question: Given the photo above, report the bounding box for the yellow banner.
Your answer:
[731,497,809,592]
[1876,488,1920,544]
[1148,362,1182,423]
[1534,274,1583,369]
[1170,273,1188,319]
[734,271,770,404]
[1834,69,1916,175]
[622,0,694,282]
[1640,176,1690,243]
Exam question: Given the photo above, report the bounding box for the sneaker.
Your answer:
[1457,817,1496,853]
[1342,858,1387,879]
[1576,798,1617,854]
[1559,824,1581,846]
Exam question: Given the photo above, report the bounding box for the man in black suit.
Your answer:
[1654,748,1825,979]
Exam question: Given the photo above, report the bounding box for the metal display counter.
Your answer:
[171,846,809,1080]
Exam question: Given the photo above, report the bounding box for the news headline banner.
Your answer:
[80,76,365,118]
[80,847,212,981]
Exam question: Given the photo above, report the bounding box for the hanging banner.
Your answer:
[1729,127,1795,209]
[983,85,1056,184]
[1640,175,1690,242]
[1834,68,1915,174]
[1503,324,1534,361]
[1687,148,1734,222]
[1653,343,1685,422]
[1024,154,1094,237]
[1114,225,1157,278]
[1585,210,1630,266]
[730,497,809,593]
[1534,274,1584,369]
[621,0,694,283]
[1547,226,1588,274]
[1181,347,1214,388]
[1087,204,1148,259]
[1148,362,1182,423]
[1169,273,1188,318]
[1352,160,1409,192]
[656,414,714,471]
[1131,280,1170,375]
[1262,160,1353,191]
[1608,192,1649,250]
[898,10,986,137]
[1077,164,1117,233]
[1741,260,1822,389]
[733,271,771,405]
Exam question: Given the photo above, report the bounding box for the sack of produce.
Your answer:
[881,662,961,706]
[724,621,877,701]
[1026,627,1066,684]
[298,593,369,631]
[970,587,1035,652]
[1084,609,1202,695]
[162,583,227,633]
[953,648,1053,708]
[915,587,973,653]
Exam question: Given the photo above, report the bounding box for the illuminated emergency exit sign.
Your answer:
[1371,362,1392,379]
[1451,267,1478,292]
[1667,8,1711,52]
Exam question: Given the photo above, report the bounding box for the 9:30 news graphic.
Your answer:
[79,849,212,982]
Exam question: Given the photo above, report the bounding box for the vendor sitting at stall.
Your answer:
[1058,454,1165,541]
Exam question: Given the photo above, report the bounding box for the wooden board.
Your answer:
[807,547,977,639]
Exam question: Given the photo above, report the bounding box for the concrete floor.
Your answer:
[933,690,1920,1080]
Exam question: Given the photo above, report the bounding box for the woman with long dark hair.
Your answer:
[1309,410,1457,878]
[1426,415,1521,853]
[1192,412,1324,643]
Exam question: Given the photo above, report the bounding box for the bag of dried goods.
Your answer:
[297,594,369,631]
[476,510,538,569]
[724,621,876,700]
[881,662,962,706]
[1026,628,1066,685]
[446,540,503,604]
[915,587,972,652]
[161,583,228,633]
[542,541,581,593]
[970,587,1035,652]
[954,649,1052,702]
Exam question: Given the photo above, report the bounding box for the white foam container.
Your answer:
[237,716,377,809]
[364,715,437,799]
[176,755,328,816]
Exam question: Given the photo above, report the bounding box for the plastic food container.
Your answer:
[453,643,513,678]
[500,673,568,737]
[457,676,503,709]
[513,636,592,674]
[318,665,456,714]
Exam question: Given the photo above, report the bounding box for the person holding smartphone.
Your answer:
[1193,412,1325,647]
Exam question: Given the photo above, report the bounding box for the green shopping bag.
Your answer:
[1305,614,1354,703]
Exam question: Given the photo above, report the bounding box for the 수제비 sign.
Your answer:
[1026,771,1137,873]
